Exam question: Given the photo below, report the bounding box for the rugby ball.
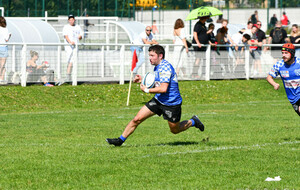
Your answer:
[142,72,155,88]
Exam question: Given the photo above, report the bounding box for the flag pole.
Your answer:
[126,50,138,106]
[126,71,133,106]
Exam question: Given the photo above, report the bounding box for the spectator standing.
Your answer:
[131,26,158,74]
[289,24,300,57]
[83,14,94,39]
[268,21,288,59]
[172,19,188,77]
[62,14,83,81]
[249,10,259,25]
[270,14,278,28]
[216,25,229,76]
[248,25,262,76]
[207,23,216,44]
[0,17,11,84]
[216,19,236,75]
[216,15,224,23]
[281,12,289,28]
[216,19,235,45]
[192,16,210,78]
[207,23,218,75]
[256,21,267,51]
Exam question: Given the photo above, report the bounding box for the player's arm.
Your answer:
[266,74,280,90]
[64,35,74,45]
[140,82,169,94]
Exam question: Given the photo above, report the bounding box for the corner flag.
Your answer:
[127,50,138,106]
[131,49,138,72]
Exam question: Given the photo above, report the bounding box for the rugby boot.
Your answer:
[106,138,124,146]
[192,115,205,131]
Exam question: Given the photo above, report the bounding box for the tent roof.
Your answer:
[7,19,60,43]
[104,21,145,43]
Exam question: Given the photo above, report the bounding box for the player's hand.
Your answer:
[133,74,142,83]
[140,83,146,91]
[274,83,280,90]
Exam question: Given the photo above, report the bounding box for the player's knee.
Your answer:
[132,116,143,125]
[170,127,179,134]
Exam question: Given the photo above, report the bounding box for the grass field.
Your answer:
[0,79,299,189]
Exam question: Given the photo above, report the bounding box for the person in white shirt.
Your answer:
[130,26,158,74]
[0,17,11,83]
[62,14,83,81]
[173,18,189,76]
[243,21,253,38]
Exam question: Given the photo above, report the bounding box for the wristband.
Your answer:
[144,88,149,93]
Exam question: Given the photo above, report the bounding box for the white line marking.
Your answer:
[142,141,300,158]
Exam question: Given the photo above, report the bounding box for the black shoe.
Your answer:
[106,138,124,146]
[192,115,205,131]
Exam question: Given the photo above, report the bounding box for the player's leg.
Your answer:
[106,105,155,146]
[292,100,300,116]
[168,120,192,134]
[122,105,155,138]
[168,115,204,134]
[162,103,204,134]
[0,58,6,80]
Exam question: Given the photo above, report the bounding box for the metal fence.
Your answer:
[1,43,293,87]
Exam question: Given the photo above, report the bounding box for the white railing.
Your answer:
[2,43,298,87]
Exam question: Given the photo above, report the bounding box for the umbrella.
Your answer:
[185,6,223,21]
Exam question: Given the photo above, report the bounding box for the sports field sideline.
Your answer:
[0,79,299,189]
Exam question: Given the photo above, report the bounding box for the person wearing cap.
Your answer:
[62,14,83,81]
[192,16,211,78]
[267,43,300,116]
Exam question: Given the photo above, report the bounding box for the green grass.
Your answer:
[0,80,299,189]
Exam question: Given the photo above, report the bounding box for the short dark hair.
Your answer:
[243,34,251,41]
[208,23,215,29]
[148,45,165,59]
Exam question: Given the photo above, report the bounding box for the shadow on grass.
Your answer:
[156,141,200,146]
[121,137,211,147]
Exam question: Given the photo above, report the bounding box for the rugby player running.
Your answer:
[106,45,205,146]
[267,43,300,116]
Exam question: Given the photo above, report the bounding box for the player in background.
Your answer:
[267,43,300,116]
[106,45,205,146]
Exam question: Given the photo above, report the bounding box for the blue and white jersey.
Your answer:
[269,57,300,104]
[154,59,182,106]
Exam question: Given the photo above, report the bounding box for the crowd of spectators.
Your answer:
[179,10,300,77]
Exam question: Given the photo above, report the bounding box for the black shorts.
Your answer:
[292,99,300,116]
[146,97,181,123]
